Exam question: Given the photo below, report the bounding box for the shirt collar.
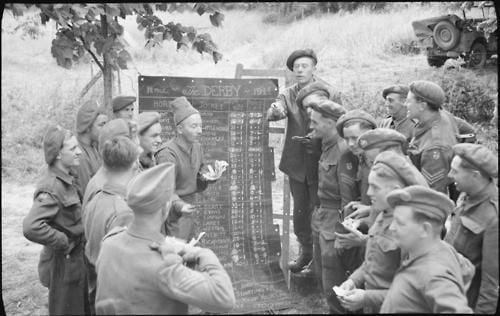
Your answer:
[321,134,338,152]
[414,111,441,137]
[48,164,74,185]
[102,180,128,199]
[464,181,498,211]
[400,240,440,268]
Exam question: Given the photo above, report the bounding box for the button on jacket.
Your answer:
[445,182,499,314]
[380,241,473,313]
[349,209,402,313]
[95,227,235,314]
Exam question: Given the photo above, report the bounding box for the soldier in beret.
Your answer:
[266,49,335,273]
[378,84,415,141]
[296,81,342,117]
[74,100,109,200]
[95,163,235,314]
[138,111,162,170]
[112,95,136,121]
[337,151,428,313]
[82,119,141,209]
[380,185,474,313]
[445,143,498,313]
[155,97,217,242]
[83,135,141,314]
[23,125,90,315]
[309,100,363,313]
[406,80,475,196]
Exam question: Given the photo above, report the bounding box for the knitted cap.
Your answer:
[296,81,331,108]
[409,80,445,110]
[453,143,498,179]
[286,48,318,71]
[358,128,407,151]
[43,125,71,165]
[138,111,161,135]
[76,100,102,133]
[336,109,377,138]
[382,84,409,99]
[112,96,136,113]
[310,100,346,121]
[171,97,199,126]
[373,151,429,187]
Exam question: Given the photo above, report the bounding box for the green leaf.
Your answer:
[209,12,224,27]
[156,3,168,11]
[163,30,173,41]
[213,51,223,64]
[194,3,207,15]
[153,32,163,42]
[119,49,132,61]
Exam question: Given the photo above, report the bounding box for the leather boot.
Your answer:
[288,244,313,273]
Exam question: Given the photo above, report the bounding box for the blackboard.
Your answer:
[138,76,291,313]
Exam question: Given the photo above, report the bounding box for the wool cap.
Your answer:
[43,125,71,165]
[336,109,377,138]
[372,151,429,187]
[126,162,176,214]
[296,82,331,109]
[358,128,407,151]
[387,185,454,222]
[286,48,318,71]
[98,119,130,148]
[310,100,346,121]
[409,80,445,110]
[171,96,199,126]
[76,100,102,133]
[112,96,136,113]
[382,84,410,99]
[138,111,161,135]
[453,143,498,179]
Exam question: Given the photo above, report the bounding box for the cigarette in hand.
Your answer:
[188,232,206,246]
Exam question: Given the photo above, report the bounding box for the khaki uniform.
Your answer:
[81,166,106,211]
[155,136,209,241]
[83,181,134,314]
[311,137,363,313]
[380,241,473,313]
[22,165,89,315]
[95,227,235,314]
[74,138,102,200]
[378,107,415,141]
[138,151,156,171]
[445,182,499,313]
[349,209,402,313]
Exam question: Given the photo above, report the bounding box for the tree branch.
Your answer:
[79,35,104,71]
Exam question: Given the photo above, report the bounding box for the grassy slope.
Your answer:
[1,4,497,314]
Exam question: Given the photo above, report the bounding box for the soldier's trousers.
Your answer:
[47,242,90,315]
[313,231,365,314]
[289,177,319,251]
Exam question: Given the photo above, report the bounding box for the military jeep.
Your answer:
[412,4,497,68]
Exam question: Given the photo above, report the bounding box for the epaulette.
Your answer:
[102,226,126,241]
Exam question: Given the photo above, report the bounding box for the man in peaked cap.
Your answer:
[378,84,415,141]
[112,95,136,121]
[74,100,109,200]
[380,185,473,313]
[83,135,140,315]
[23,125,89,315]
[405,80,476,197]
[95,163,235,314]
[337,151,428,313]
[155,96,217,242]
[266,49,342,274]
[445,143,498,314]
[308,100,365,313]
[138,111,162,170]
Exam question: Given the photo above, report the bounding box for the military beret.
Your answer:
[387,185,454,222]
[127,162,175,214]
[296,82,331,108]
[76,100,103,134]
[98,119,129,148]
[310,100,346,121]
[336,109,377,138]
[452,143,498,179]
[138,111,161,135]
[171,96,199,126]
[372,151,429,187]
[43,125,71,165]
[112,96,136,113]
[409,80,445,110]
[358,128,407,151]
[286,48,318,71]
[382,84,409,99]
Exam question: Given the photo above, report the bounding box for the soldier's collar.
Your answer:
[463,181,497,211]
[48,164,74,185]
[392,106,408,123]
[102,181,128,199]
[401,241,440,268]
[127,225,164,243]
[321,134,338,151]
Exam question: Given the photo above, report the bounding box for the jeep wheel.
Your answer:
[433,21,460,50]
[427,56,447,67]
[467,41,487,68]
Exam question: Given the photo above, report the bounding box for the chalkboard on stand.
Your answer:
[138,76,292,313]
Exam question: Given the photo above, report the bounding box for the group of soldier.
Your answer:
[21,47,497,315]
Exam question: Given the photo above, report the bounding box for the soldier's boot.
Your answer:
[288,244,313,273]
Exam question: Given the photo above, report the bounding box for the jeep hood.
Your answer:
[412,14,463,38]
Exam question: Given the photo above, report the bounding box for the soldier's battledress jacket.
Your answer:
[380,240,473,313]
[23,164,89,315]
[445,182,499,314]
[378,106,415,141]
[95,226,235,314]
[74,137,102,200]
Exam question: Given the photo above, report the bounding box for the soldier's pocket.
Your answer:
[63,252,85,283]
[38,246,54,288]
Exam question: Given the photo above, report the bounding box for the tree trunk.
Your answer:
[101,11,113,114]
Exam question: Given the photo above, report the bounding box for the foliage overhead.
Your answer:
[4,3,225,71]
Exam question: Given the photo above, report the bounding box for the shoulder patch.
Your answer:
[103,226,126,241]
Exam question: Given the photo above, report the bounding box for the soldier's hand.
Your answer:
[179,244,203,263]
[344,202,370,219]
[334,232,366,249]
[266,103,284,120]
[180,204,197,214]
[339,279,356,291]
[339,289,366,311]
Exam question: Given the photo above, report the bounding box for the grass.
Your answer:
[1,4,498,315]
